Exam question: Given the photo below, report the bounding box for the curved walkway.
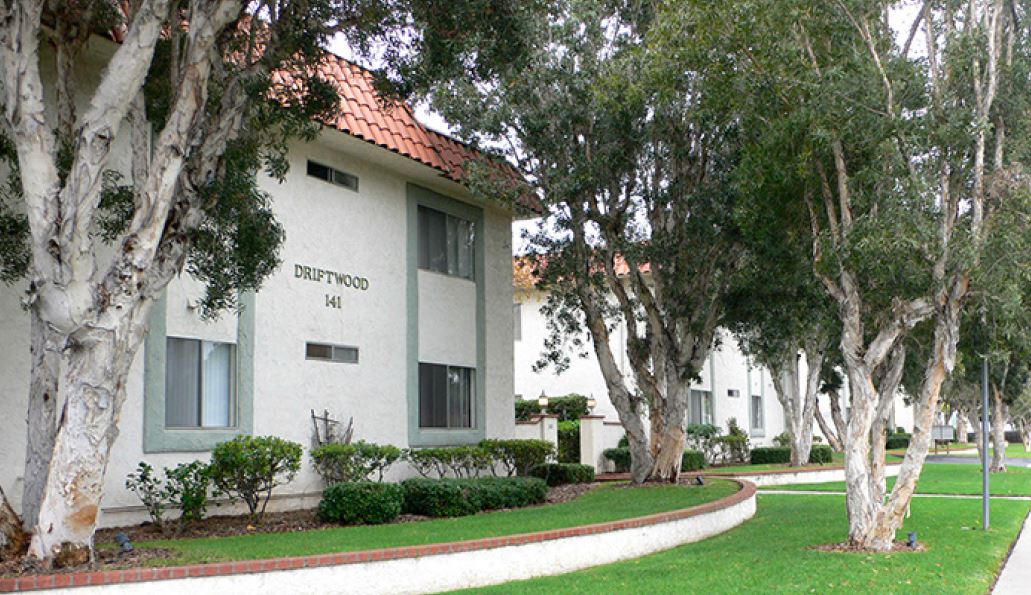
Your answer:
[0,480,756,595]
[925,455,1031,468]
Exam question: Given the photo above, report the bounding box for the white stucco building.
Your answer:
[0,42,534,526]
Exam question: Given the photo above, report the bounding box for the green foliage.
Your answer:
[404,446,493,479]
[164,461,214,527]
[125,462,168,529]
[681,450,706,472]
[749,447,792,466]
[809,445,833,465]
[400,477,547,517]
[557,420,580,463]
[886,434,912,450]
[208,435,303,521]
[311,441,403,484]
[529,463,595,486]
[772,433,791,448]
[687,424,722,464]
[514,394,589,422]
[318,482,404,525]
[478,439,555,476]
[603,447,631,473]
[717,419,751,464]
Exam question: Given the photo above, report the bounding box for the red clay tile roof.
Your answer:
[273,53,540,213]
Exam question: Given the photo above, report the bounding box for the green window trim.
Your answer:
[143,292,255,453]
[406,184,486,447]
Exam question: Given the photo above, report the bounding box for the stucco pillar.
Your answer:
[579,415,608,470]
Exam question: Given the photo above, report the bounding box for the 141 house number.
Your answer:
[292,263,370,309]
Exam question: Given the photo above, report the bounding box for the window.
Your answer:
[165,338,235,428]
[513,302,522,341]
[689,390,713,425]
[419,363,474,428]
[418,206,475,280]
[307,160,359,192]
[305,342,359,364]
[751,394,764,433]
[727,389,740,398]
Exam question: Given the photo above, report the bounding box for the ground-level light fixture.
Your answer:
[907,532,918,549]
[115,533,133,554]
[538,391,549,413]
[694,476,705,486]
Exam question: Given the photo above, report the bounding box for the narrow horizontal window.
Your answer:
[727,389,740,398]
[306,342,359,364]
[307,160,359,192]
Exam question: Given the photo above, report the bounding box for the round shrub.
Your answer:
[749,446,792,465]
[318,482,404,525]
[208,435,303,520]
[808,444,834,464]
[886,434,911,450]
[681,449,706,471]
[401,478,482,517]
[529,463,595,486]
[311,441,403,484]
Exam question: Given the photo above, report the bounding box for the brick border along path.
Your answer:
[0,479,756,593]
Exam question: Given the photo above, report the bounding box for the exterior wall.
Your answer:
[0,123,516,525]
[513,290,786,449]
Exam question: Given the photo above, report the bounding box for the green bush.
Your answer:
[772,432,791,447]
[401,477,546,517]
[687,423,722,464]
[681,449,706,471]
[164,460,213,528]
[318,481,404,525]
[557,420,580,463]
[479,439,554,476]
[750,447,792,465]
[618,435,629,448]
[311,441,403,484]
[467,476,548,509]
[125,462,168,529]
[405,446,492,478]
[809,444,834,464]
[886,434,911,450]
[208,435,303,520]
[603,447,631,472]
[514,394,590,422]
[529,463,595,486]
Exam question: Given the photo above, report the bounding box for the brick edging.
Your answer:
[0,480,755,593]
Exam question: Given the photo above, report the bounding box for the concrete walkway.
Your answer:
[994,511,1031,594]
[759,490,1031,501]
[925,454,1031,468]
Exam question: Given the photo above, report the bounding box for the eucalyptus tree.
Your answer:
[658,0,1031,550]
[0,0,541,564]
[725,197,838,466]
[431,0,745,482]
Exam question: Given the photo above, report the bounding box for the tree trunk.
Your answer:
[21,309,61,533]
[1020,423,1030,453]
[956,413,968,445]
[648,379,690,481]
[0,485,29,561]
[990,388,1008,473]
[27,299,155,563]
[814,399,843,452]
[768,349,821,467]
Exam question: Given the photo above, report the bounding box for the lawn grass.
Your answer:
[458,494,1030,594]
[763,463,1031,496]
[953,443,1031,459]
[137,480,739,566]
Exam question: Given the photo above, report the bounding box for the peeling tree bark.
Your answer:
[766,342,825,466]
[990,387,1008,472]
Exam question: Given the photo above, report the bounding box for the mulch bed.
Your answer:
[2,482,602,578]
[810,540,927,553]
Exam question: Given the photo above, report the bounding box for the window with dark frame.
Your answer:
[305,342,359,364]
[306,160,359,192]
[417,205,475,280]
[418,363,474,429]
[689,389,714,425]
[165,337,236,429]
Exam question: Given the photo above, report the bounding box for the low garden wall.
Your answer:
[0,480,757,595]
[710,462,902,487]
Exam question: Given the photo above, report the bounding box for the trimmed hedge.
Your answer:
[311,441,403,484]
[515,394,590,422]
[809,444,833,464]
[529,463,595,486]
[750,445,834,465]
[478,439,555,476]
[682,449,706,471]
[886,434,911,450]
[603,447,707,473]
[318,481,404,525]
[401,477,547,517]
